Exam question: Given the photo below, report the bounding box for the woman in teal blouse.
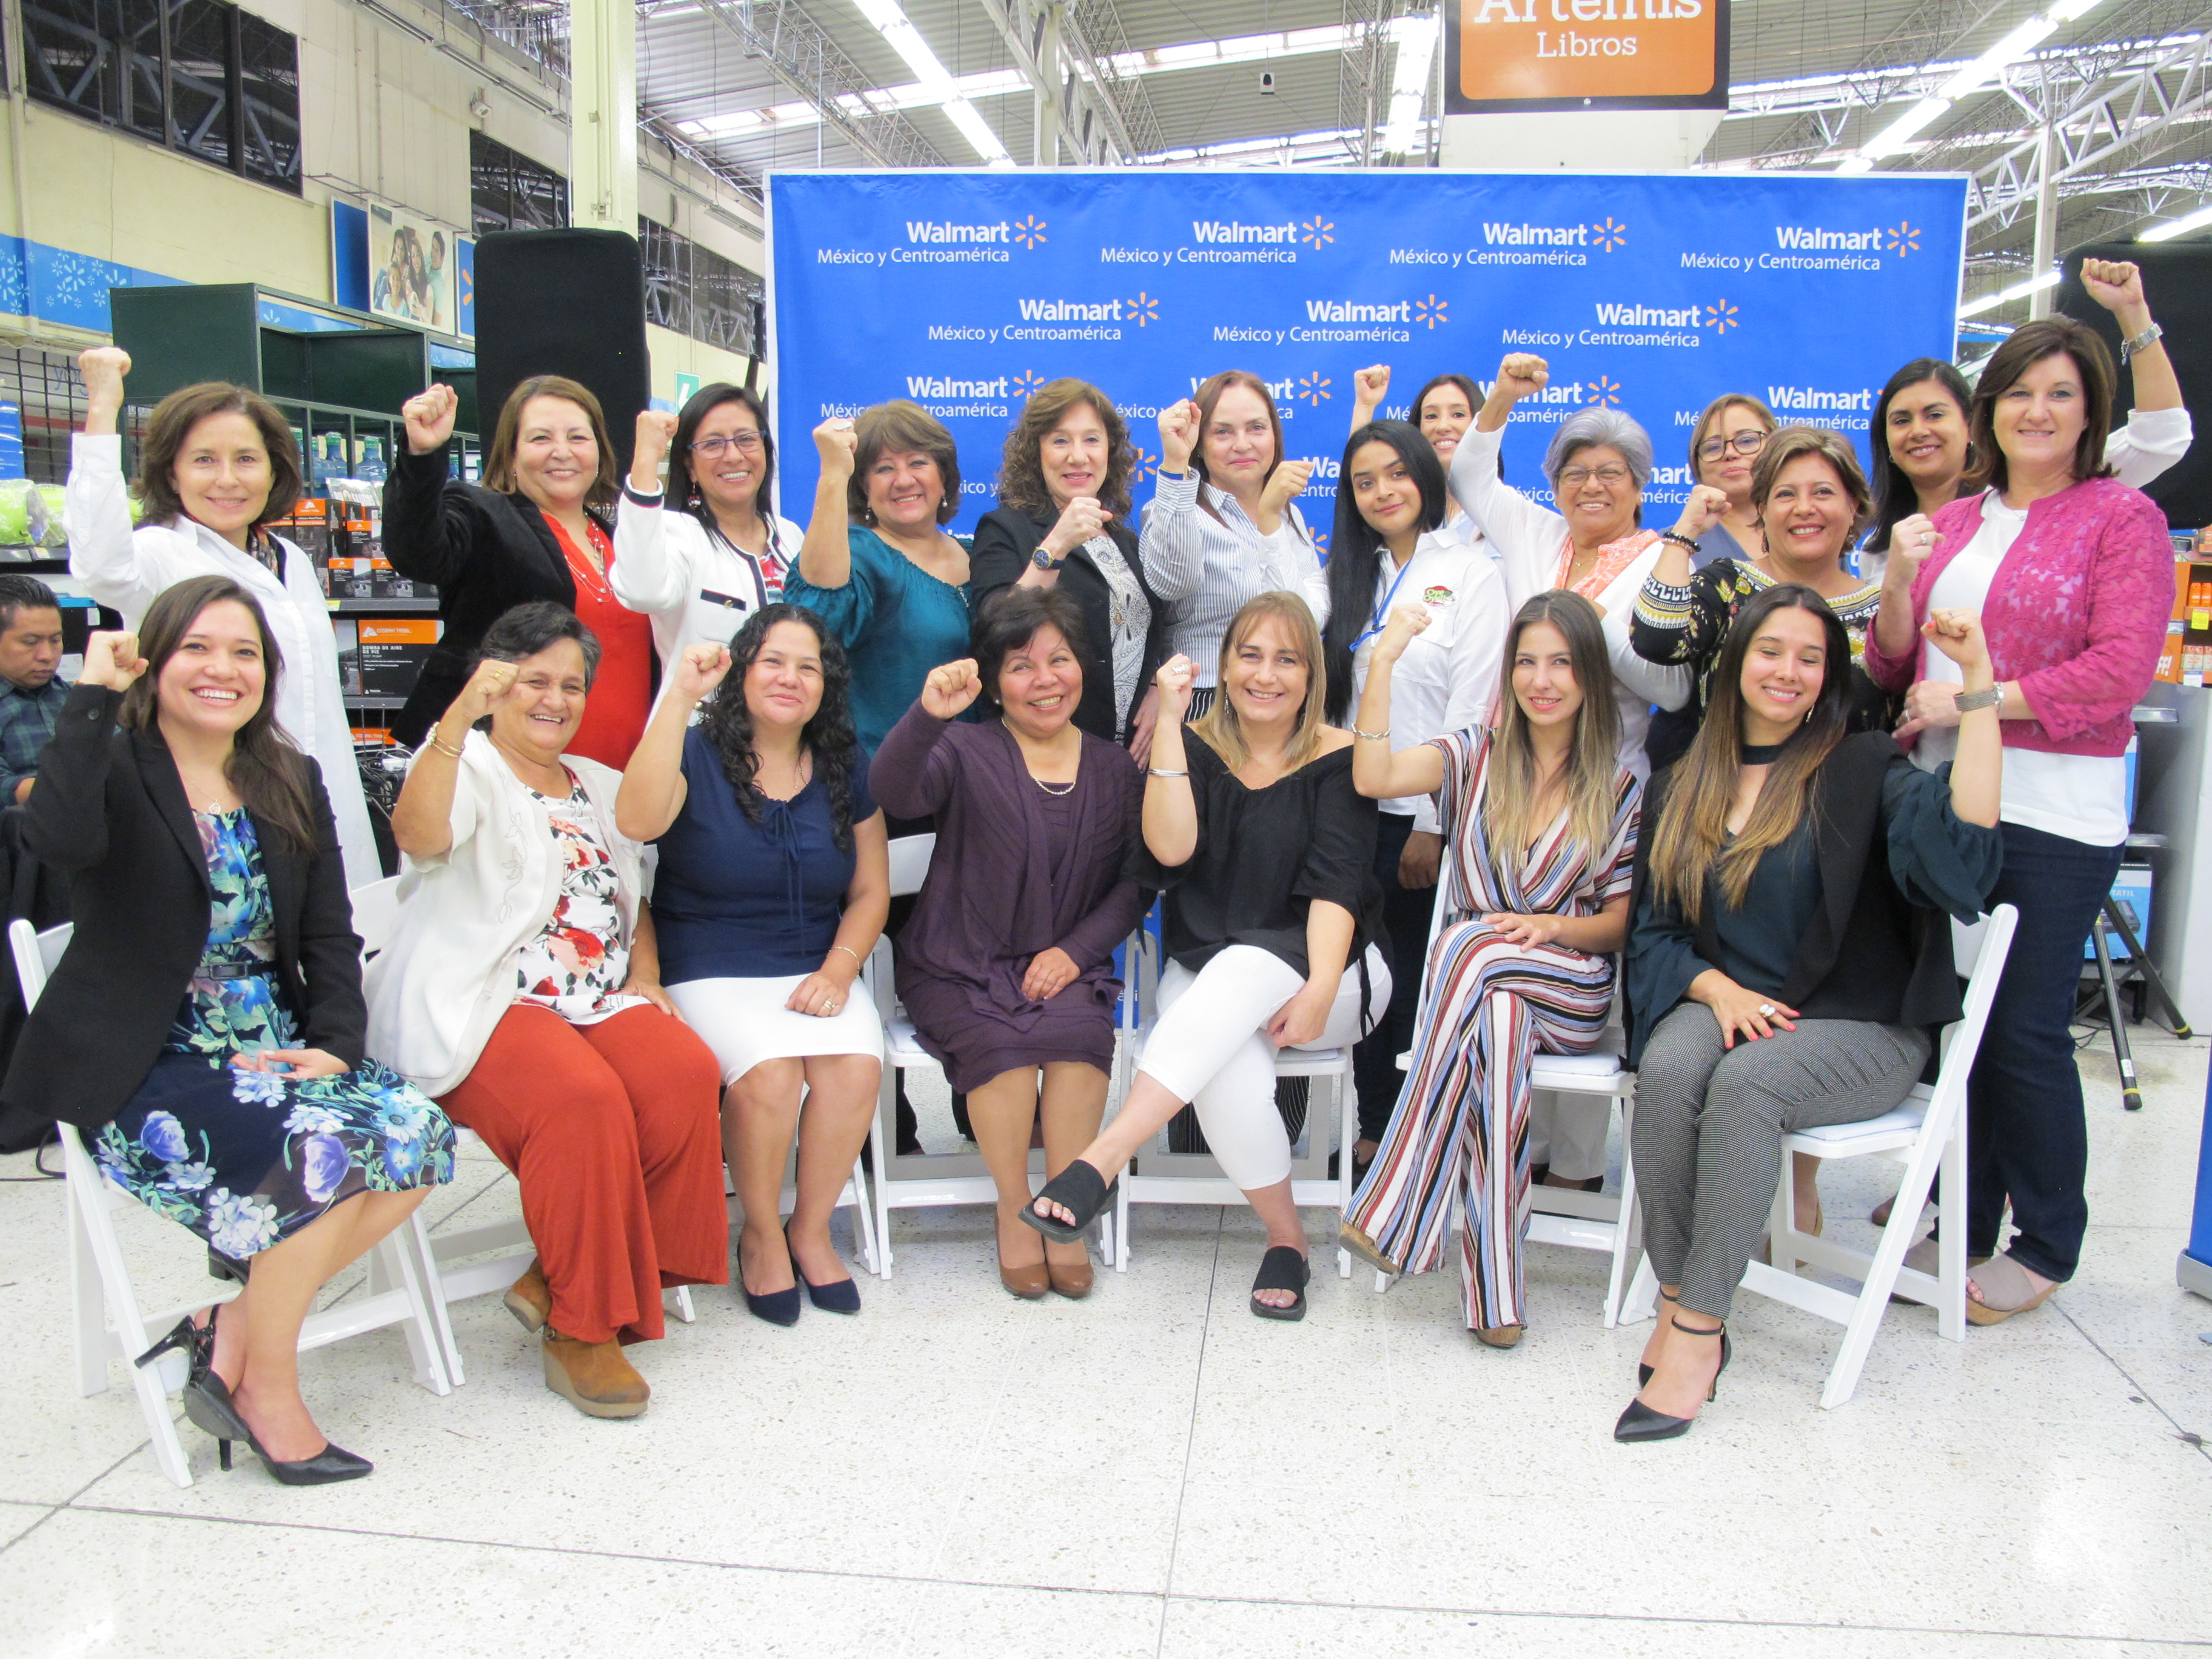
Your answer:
[784,401,973,756]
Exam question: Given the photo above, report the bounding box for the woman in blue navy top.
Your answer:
[615,603,890,1327]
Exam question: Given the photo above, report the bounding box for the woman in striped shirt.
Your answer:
[1339,590,1640,1346]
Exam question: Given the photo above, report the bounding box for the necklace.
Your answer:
[1741,741,1785,765]
[1034,775,1076,796]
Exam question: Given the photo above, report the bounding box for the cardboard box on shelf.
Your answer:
[357,617,437,699]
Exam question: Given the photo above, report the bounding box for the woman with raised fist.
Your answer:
[1681,394,1778,569]
[971,379,1167,754]
[65,347,381,888]
[783,401,973,757]
[1348,363,1487,549]
[383,376,652,768]
[1449,352,1689,780]
[612,384,803,663]
[2,580,454,1483]
[870,587,1148,1299]
[614,604,887,1327]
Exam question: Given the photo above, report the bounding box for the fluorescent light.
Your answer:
[1957,269,2060,318]
[846,0,1012,166]
[2142,201,2212,242]
[1381,14,1438,155]
[1862,95,1952,159]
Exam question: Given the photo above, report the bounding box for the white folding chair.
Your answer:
[865,833,1121,1273]
[13,917,454,1490]
[1375,879,1643,1319]
[1110,928,1361,1278]
[1618,904,2019,1409]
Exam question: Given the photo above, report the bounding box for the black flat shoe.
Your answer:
[788,1224,860,1315]
[1250,1244,1310,1321]
[1615,1317,1729,1444]
[1019,1159,1117,1242]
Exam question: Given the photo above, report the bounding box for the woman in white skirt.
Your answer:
[615,603,890,1327]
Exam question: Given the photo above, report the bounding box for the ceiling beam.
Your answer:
[973,0,1137,163]
[685,0,946,170]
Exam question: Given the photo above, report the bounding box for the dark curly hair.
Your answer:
[697,602,860,850]
[996,378,1136,521]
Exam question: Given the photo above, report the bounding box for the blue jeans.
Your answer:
[1966,820,2123,1282]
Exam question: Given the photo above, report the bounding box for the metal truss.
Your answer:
[1338,0,1392,169]
[1064,0,1165,158]
[974,0,1141,164]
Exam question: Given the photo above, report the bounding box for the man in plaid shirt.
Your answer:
[0,575,69,803]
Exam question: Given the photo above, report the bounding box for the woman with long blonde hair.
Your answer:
[1022,592,1389,1321]
[1338,591,1638,1345]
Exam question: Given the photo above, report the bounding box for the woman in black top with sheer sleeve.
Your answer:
[1021,592,1389,1321]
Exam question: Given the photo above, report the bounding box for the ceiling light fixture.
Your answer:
[2140,201,2212,242]
[848,0,1014,166]
[1957,269,2060,318]
[1381,14,1439,156]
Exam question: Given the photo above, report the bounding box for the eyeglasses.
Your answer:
[1697,429,1768,463]
[1555,464,1632,488]
[692,432,765,458]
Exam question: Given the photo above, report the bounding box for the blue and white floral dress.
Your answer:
[95,809,454,1262]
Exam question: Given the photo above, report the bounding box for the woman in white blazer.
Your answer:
[611,384,805,663]
[65,348,381,888]
[1449,354,1690,783]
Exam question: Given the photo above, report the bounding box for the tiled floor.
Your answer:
[2,1027,2207,1656]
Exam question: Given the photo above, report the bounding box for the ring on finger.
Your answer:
[1757,1002,1777,1017]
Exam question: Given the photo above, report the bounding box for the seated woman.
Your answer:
[615,604,889,1326]
[1023,592,1390,1321]
[368,602,726,1419]
[1620,587,2002,1441]
[0,577,454,1483]
[1339,591,1639,1346]
[870,588,1149,1300]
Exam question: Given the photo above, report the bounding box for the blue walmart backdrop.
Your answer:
[769,170,1967,544]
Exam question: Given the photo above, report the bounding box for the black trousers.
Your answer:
[1351,809,1433,1144]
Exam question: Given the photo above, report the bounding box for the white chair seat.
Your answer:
[1786,1093,1928,1154]
[883,1016,931,1063]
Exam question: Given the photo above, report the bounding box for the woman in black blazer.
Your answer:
[383,375,654,767]
[971,379,1167,754]
[1,574,453,1485]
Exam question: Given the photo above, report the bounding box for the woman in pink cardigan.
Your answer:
[1865,316,2173,1325]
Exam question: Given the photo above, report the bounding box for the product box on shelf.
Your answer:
[356,618,437,699]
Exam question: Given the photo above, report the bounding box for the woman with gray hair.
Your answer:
[1449,354,1689,780]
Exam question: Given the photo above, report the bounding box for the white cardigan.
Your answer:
[65,432,382,888]
[1450,422,1689,780]
[363,732,642,1098]
[609,487,805,665]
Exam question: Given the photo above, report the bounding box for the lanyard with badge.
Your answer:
[1351,555,1421,652]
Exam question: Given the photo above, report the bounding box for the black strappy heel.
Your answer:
[1019,1159,1118,1242]
[1614,1316,1732,1443]
[1638,1291,1679,1387]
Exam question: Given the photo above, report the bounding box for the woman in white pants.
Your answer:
[1024,591,1389,1319]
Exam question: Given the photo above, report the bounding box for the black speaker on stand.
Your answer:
[471,229,651,474]
[2055,243,2212,530]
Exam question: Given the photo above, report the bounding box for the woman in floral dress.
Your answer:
[1,575,453,1485]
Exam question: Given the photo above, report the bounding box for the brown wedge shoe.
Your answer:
[1474,1326,1524,1349]
[541,1329,650,1418]
[503,1259,551,1333]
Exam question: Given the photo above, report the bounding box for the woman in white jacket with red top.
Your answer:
[64,347,381,889]
[612,384,805,662]
[1449,353,1690,782]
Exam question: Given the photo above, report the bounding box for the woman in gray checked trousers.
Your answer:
[1616,581,2004,1443]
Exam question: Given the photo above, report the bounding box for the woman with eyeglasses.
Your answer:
[1684,395,1778,570]
[614,384,802,663]
[1349,364,1487,551]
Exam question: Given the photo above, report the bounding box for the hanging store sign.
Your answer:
[1444,0,1729,113]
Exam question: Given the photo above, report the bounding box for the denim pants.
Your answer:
[1966,820,2123,1282]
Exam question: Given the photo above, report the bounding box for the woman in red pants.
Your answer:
[368,600,726,1419]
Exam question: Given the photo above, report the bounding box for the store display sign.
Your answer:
[369,203,461,334]
[1444,0,1728,113]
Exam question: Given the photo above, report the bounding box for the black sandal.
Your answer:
[1250,1244,1310,1321]
[1019,1159,1118,1242]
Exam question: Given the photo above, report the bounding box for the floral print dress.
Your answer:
[95,810,454,1263]
[511,779,646,1024]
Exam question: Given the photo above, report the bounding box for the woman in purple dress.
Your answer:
[871,588,1149,1300]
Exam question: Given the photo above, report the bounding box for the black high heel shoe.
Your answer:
[1614,1316,1731,1444]
[1018,1159,1118,1242]
[218,1413,374,1484]
[787,1223,859,1315]
[137,1309,249,1444]
[740,1230,802,1326]
[1637,1292,1679,1387]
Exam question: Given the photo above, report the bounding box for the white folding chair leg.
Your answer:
[869,1105,894,1278]
[67,1178,112,1398]
[400,1211,467,1387]
[847,1151,881,1276]
[1113,1167,1131,1271]
[364,1227,455,1395]
[1333,1070,1354,1278]
[1603,1102,1640,1329]
[1936,1123,1967,1342]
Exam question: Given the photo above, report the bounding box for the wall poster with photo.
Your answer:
[368,203,460,333]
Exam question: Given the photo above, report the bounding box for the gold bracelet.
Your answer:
[830,943,863,967]
[427,732,465,759]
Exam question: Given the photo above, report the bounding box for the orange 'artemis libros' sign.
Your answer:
[1444,0,1729,113]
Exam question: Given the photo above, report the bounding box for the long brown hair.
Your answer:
[133,383,304,534]
[1189,591,1329,773]
[997,379,1135,521]
[118,574,318,853]
[1965,315,2115,494]
[481,374,618,509]
[1482,592,1621,863]
[1644,585,1852,923]
[1190,370,1284,527]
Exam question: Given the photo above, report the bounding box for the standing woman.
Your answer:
[2,578,454,1482]
[1621,590,2003,1439]
[1023,594,1390,1321]
[1682,395,1778,569]
[871,588,1149,1299]
[383,377,653,769]
[369,602,726,1418]
[1139,370,1319,720]
[970,379,1166,751]
[1340,592,1638,1345]
[1349,366,1487,548]
[1305,420,1508,1172]
[1864,316,2174,1326]
[1449,353,1690,779]
[65,348,381,890]
[783,401,973,757]
[1865,259,2190,568]
[613,383,803,663]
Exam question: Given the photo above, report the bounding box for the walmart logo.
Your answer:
[1130,441,1159,480]
[1012,215,1048,250]
[1124,290,1159,326]
[1585,376,1623,408]
[1589,217,1628,253]
[1301,216,1336,249]
[1011,371,1045,400]
[1413,293,1448,329]
[1704,299,1740,333]
[1886,221,1919,257]
[1297,372,1333,406]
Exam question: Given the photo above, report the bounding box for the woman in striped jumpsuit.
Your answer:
[1339,590,1641,1344]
